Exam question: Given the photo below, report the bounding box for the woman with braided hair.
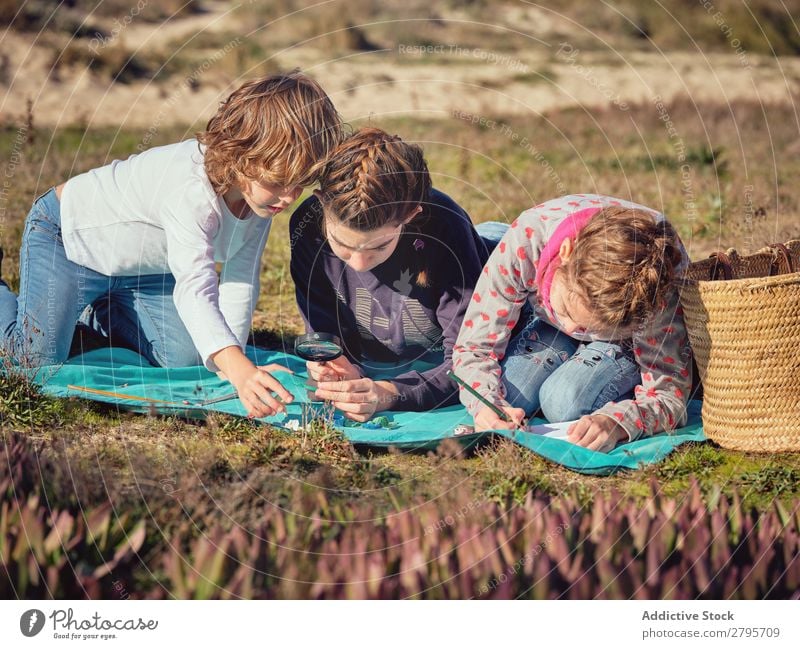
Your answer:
[289,127,507,419]
[452,195,694,452]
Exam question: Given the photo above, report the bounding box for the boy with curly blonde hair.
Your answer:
[0,71,342,419]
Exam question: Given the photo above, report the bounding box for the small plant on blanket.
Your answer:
[300,400,354,461]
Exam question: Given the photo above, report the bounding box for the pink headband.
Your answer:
[535,207,602,317]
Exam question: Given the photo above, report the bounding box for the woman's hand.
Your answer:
[310,377,397,422]
[232,363,295,419]
[306,356,362,382]
[305,357,362,403]
[567,414,628,452]
[473,404,527,432]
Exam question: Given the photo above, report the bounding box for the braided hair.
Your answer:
[317,127,433,284]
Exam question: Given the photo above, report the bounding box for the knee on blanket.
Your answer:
[148,344,202,369]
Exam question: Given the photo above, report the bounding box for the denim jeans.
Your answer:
[0,188,200,367]
[475,220,508,255]
[500,314,641,420]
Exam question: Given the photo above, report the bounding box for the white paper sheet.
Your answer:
[521,420,577,440]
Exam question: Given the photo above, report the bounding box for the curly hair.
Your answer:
[197,70,343,195]
[561,206,684,330]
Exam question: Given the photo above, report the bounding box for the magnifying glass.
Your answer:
[294,332,343,363]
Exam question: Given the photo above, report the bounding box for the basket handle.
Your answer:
[707,251,733,281]
[768,242,794,276]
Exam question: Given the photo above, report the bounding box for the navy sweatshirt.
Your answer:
[289,189,490,411]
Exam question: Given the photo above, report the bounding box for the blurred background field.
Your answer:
[1,0,800,598]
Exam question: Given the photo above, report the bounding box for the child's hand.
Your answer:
[567,414,628,452]
[234,363,295,419]
[473,405,527,432]
[310,377,396,422]
[306,356,361,382]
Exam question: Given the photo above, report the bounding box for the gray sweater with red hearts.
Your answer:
[452,194,693,442]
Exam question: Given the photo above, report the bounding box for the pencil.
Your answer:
[194,391,239,406]
[446,370,513,423]
[192,391,290,407]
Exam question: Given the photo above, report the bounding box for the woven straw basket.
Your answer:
[679,240,800,452]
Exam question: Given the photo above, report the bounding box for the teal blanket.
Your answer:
[32,346,706,476]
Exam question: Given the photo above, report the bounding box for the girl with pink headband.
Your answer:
[452,194,692,452]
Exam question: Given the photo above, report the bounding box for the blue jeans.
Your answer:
[475,220,508,255]
[500,315,641,420]
[0,188,200,367]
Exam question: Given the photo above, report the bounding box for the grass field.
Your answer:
[2,8,800,594]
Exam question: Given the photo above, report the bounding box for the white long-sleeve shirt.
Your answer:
[60,139,272,371]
